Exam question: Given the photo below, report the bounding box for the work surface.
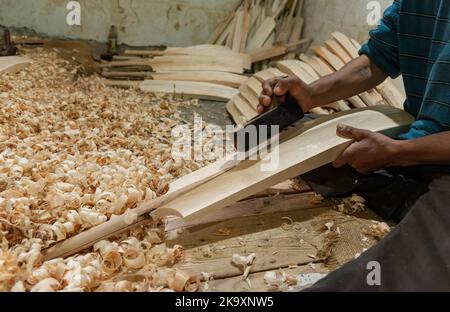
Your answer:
[166,189,388,292]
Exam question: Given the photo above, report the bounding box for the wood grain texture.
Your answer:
[238,83,260,110]
[253,68,285,82]
[246,17,277,50]
[226,99,247,125]
[277,60,349,112]
[149,71,248,88]
[233,94,258,121]
[140,80,239,101]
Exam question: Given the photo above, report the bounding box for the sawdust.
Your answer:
[0,47,209,292]
[311,210,390,271]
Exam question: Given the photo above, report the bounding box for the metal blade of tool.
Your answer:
[234,91,305,152]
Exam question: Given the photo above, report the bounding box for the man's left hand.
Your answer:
[333,124,402,174]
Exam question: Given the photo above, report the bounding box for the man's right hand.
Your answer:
[258,76,313,114]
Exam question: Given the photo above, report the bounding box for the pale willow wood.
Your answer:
[233,94,259,121]
[140,80,239,102]
[276,60,350,112]
[313,46,382,107]
[246,17,277,50]
[154,106,414,221]
[300,54,367,108]
[226,100,247,126]
[0,56,31,75]
[149,71,249,89]
[238,83,260,110]
[253,67,285,82]
[331,32,406,109]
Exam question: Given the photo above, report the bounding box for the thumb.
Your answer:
[337,124,372,141]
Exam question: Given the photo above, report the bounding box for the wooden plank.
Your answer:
[124,46,252,71]
[171,207,328,279]
[154,107,414,221]
[253,67,285,82]
[299,54,332,77]
[276,60,315,83]
[272,0,289,18]
[239,83,260,110]
[248,39,309,63]
[226,99,247,125]
[140,80,239,101]
[226,16,237,49]
[201,264,328,292]
[377,81,406,109]
[297,61,320,80]
[207,1,243,44]
[328,33,405,108]
[325,39,352,63]
[285,16,304,59]
[150,55,246,72]
[313,46,345,70]
[104,80,141,88]
[165,192,326,233]
[332,32,360,58]
[232,10,250,53]
[248,45,286,63]
[149,71,248,88]
[275,60,346,112]
[313,46,382,107]
[151,62,243,74]
[246,17,277,50]
[245,76,263,97]
[300,54,366,108]
[101,71,153,79]
[0,56,32,75]
[233,94,259,121]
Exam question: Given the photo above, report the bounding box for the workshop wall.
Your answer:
[0,0,393,46]
[302,0,393,44]
[0,0,241,46]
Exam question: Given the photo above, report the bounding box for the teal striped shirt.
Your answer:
[360,0,450,139]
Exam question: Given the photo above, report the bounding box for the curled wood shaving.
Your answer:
[335,194,367,215]
[231,253,256,281]
[0,48,205,292]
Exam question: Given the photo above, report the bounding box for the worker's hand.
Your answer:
[258,76,313,114]
[332,124,402,174]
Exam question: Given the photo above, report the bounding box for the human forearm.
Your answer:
[307,55,388,109]
[392,131,450,167]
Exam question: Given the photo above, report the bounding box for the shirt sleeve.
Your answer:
[359,0,401,78]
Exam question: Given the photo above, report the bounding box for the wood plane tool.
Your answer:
[233,76,305,153]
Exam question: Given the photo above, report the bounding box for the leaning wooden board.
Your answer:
[139,80,239,102]
[0,56,31,75]
[154,106,413,220]
[106,79,239,102]
[149,71,248,88]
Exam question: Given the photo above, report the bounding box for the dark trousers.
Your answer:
[301,164,450,292]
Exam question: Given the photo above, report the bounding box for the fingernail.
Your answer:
[337,123,351,132]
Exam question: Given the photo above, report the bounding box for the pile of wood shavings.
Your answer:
[0,48,208,292]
